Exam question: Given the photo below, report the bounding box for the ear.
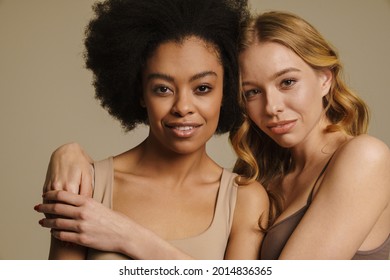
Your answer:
[318,68,332,97]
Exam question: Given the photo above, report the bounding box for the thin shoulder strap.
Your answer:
[307,154,334,204]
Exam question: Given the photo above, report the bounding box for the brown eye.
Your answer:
[281,79,296,88]
[243,89,261,99]
[153,86,173,96]
[196,85,212,95]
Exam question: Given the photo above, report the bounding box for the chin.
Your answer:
[270,137,297,149]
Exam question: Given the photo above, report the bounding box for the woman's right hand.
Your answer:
[42,142,94,197]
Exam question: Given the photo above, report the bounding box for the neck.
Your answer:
[131,137,219,188]
[290,118,347,171]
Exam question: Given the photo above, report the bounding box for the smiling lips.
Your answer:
[165,123,202,137]
[267,120,296,134]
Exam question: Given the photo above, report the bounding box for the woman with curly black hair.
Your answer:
[34,0,269,259]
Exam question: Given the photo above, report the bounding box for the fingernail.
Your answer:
[38,219,44,226]
[34,204,40,211]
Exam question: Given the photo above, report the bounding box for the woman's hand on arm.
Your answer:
[40,142,94,259]
[280,135,390,259]
[43,142,94,197]
[224,180,269,260]
[35,190,194,260]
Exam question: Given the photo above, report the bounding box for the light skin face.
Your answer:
[142,36,224,155]
[239,41,332,150]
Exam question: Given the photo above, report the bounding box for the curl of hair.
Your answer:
[84,0,249,133]
[230,11,370,224]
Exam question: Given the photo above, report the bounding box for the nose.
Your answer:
[171,90,194,117]
[264,91,284,116]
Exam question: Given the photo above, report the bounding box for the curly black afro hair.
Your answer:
[84,0,249,133]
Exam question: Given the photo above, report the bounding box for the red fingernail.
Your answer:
[34,204,40,211]
[38,219,44,226]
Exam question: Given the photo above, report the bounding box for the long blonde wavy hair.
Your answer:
[230,11,369,224]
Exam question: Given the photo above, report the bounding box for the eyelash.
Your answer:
[152,86,173,95]
[281,78,296,88]
[195,85,212,95]
[152,85,212,95]
[243,89,261,99]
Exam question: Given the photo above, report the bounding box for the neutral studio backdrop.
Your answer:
[0,0,389,259]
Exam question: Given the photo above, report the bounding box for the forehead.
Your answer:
[239,41,307,78]
[144,36,223,75]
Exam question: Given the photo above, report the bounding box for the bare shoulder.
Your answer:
[323,134,390,197]
[234,177,269,218]
[337,134,390,161]
[236,178,269,205]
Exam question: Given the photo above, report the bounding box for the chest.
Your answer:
[112,172,220,240]
[274,170,324,224]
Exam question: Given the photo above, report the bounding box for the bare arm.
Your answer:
[36,183,269,260]
[36,190,194,259]
[225,180,269,259]
[47,237,87,260]
[39,145,269,260]
[41,142,93,259]
[280,135,390,259]
[43,142,94,196]
[39,144,194,259]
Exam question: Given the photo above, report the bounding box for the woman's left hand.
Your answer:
[35,190,133,254]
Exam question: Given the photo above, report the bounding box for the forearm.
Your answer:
[48,237,87,260]
[119,222,194,260]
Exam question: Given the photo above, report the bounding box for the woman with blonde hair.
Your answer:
[232,11,390,259]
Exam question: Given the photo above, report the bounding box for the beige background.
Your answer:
[0,0,389,259]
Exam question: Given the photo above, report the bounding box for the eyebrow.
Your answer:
[146,71,218,83]
[272,67,301,79]
[242,67,301,87]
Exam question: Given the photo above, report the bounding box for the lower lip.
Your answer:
[168,126,199,138]
[269,121,296,134]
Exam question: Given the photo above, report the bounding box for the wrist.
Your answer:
[118,219,192,260]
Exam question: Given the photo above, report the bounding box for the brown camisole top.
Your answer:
[260,157,390,260]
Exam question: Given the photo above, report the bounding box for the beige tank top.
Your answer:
[86,157,238,260]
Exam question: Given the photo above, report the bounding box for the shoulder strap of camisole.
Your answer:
[214,169,239,234]
[307,154,334,204]
[92,157,114,207]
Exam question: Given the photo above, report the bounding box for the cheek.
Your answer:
[206,104,222,125]
[204,94,223,119]
[145,100,167,124]
[246,102,264,124]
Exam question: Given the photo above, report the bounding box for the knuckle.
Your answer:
[78,210,89,221]
[50,181,63,190]
[84,197,94,206]
[78,234,91,246]
[77,222,87,233]
[56,231,65,240]
[52,203,62,213]
[55,190,67,201]
[53,219,61,228]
